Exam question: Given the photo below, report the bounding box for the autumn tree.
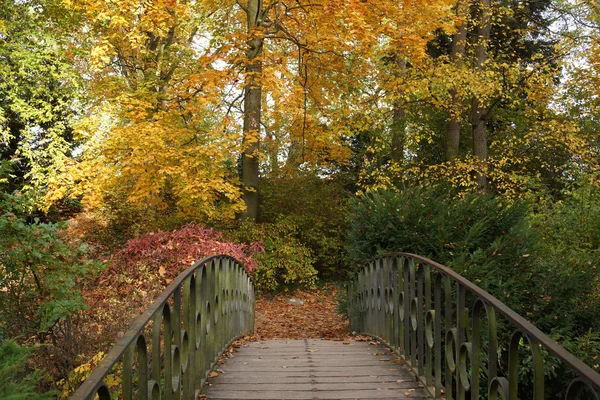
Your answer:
[46,0,467,224]
[470,0,491,189]
[47,0,245,224]
[554,0,600,175]
[353,0,597,198]
[238,0,263,220]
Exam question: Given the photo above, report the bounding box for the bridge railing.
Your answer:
[72,255,255,400]
[348,253,600,399]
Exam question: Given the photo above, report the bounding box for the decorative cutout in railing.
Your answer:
[347,253,600,399]
[71,255,255,400]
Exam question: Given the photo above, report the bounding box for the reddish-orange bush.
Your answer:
[109,223,261,279]
[70,223,262,392]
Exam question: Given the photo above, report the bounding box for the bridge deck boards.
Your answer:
[203,339,430,400]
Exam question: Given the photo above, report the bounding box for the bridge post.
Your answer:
[390,257,399,352]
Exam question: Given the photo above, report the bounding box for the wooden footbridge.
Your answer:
[204,339,428,399]
[72,254,600,400]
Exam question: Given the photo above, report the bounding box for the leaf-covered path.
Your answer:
[253,285,349,340]
[203,339,428,399]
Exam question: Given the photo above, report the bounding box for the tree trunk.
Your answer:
[390,55,406,164]
[286,136,302,169]
[241,0,263,221]
[265,127,280,176]
[471,0,492,190]
[286,51,309,171]
[446,0,468,161]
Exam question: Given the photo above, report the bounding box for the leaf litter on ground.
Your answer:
[253,284,350,340]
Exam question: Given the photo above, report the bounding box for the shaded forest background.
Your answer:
[1,0,600,396]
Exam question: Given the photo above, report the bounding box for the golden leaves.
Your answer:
[46,100,244,221]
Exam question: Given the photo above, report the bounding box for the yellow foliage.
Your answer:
[57,351,122,399]
[47,101,244,221]
[48,0,462,217]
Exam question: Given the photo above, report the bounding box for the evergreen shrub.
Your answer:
[0,340,53,399]
[347,185,600,379]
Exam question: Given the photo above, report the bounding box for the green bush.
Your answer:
[347,185,600,380]
[258,174,349,279]
[0,192,102,336]
[0,162,104,336]
[347,186,550,319]
[347,186,535,269]
[534,174,600,333]
[0,340,54,399]
[228,219,317,292]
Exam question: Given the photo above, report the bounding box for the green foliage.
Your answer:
[0,0,81,197]
[534,174,600,332]
[229,219,317,292]
[258,174,349,279]
[347,186,535,268]
[0,339,54,399]
[540,174,600,252]
[347,184,600,375]
[0,162,103,336]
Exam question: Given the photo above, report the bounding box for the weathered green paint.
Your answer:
[347,253,600,400]
[71,255,254,400]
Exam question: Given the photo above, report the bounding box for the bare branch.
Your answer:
[236,0,249,13]
[224,90,246,119]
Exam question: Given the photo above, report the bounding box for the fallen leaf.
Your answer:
[252,284,350,340]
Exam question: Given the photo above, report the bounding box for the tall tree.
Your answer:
[240,0,264,220]
[470,0,492,189]
[390,55,407,165]
[46,0,245,222]
[0,0,80,197]
[446,0,469,161]
[46,0,459,220]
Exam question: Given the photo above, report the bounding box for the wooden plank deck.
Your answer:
[203,339,430,400]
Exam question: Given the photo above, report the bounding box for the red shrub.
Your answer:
[109,223,262,280]
[80,224,262,357]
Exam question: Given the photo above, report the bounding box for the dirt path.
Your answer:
[253,284,350,340]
